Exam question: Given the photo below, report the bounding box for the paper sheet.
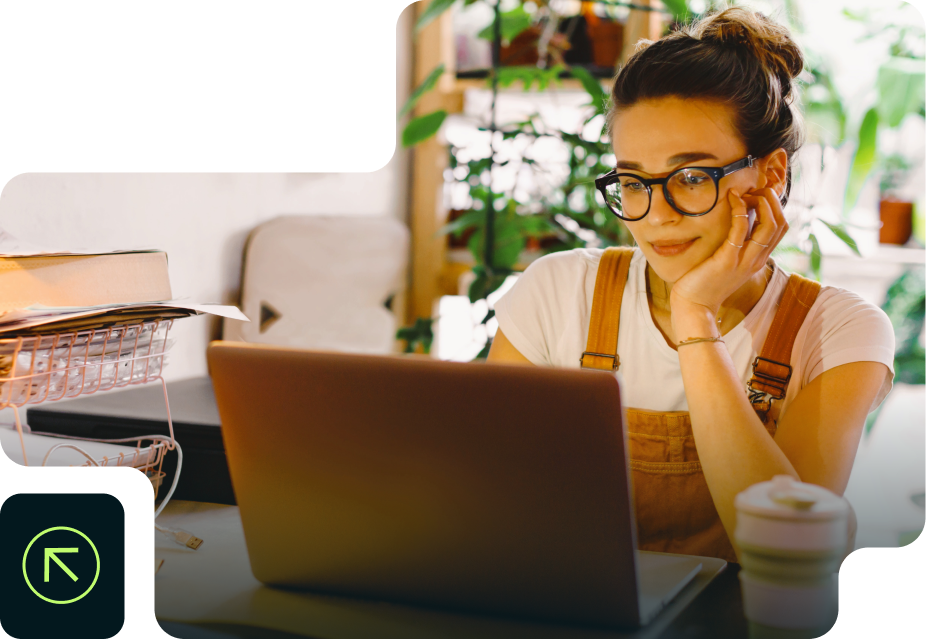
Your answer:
[0,229,160,257]
[0,300,248,333]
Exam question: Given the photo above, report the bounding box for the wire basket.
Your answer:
[0,320,173,406]
[0,319,177,498]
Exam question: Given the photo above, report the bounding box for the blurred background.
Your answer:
[0,0,922,549]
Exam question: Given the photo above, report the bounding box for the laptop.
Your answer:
[206,341,725,630]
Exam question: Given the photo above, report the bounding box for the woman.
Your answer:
[488,8,894,563]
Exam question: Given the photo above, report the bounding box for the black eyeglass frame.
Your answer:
[595,155,756,221]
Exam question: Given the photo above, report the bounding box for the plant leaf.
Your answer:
[437,209,485,237]
[876,56,926,128]
[661,0,690,23]
[399,64,445,119]
[844,107,878,214]
[820,220,862,256]
[477,6,532,44]
[808,233,822,280]
[468,219,526,270]
[415,0,456,33]
[401,110,447,148]
[569,66,608,115]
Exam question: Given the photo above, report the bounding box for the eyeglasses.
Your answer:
[595,156,755,221]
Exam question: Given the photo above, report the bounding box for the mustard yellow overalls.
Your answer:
[580,247,821,563]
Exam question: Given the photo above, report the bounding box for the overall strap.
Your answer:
[581,247,635,371]
[748,273,822,416]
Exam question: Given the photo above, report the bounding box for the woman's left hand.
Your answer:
[668,187,788,327]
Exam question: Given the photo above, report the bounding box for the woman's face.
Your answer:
[610,97,762,284]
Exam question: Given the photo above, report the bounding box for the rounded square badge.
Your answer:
[0,494,125,639]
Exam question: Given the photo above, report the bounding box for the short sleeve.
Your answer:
[800,288,896,409]
[493,250,591,366]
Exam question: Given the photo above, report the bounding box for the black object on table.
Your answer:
[26,377,234,505]
[158,566,748,639]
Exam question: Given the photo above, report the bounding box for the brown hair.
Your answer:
[607,7,805,205]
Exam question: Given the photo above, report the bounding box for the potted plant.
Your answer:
[878,154,914,245]
[840,7,925,218]
[487,4,570,68]
[582,4,624,70]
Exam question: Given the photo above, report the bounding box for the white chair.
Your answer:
[223,215,408,354]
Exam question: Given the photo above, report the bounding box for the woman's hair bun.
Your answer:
[689,7,803,84]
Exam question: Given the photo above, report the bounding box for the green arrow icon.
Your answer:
[44,548,79,582]
[23,527,100,604]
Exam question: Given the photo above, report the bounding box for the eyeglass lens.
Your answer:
[603,169,718,220]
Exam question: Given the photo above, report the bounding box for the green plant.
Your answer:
[865,266,926,434]
[397,317,435,354]
[437,64,635,299]
[879,153,912,199]
[399,0,641,358]
[842,5,925,214]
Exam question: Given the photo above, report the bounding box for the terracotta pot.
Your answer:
[879,198,913,245]
[525,235,562,251]
[500,26,542,66]
[500,25,571,67]
[586,20,623,69]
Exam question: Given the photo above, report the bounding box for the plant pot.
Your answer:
[879,198,913,245]
[525,234,563,252]
[500,25,571,67]
[447,209,476,249]
[559,15,593,65]
[500,25,542,66]
[586,19,623,69]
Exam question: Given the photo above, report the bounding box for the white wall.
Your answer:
[0,6,415,383]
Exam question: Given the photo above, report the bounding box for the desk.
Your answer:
[155,501,749,639]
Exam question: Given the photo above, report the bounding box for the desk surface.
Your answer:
[155,501,748,639]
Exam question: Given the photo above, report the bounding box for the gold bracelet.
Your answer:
[677,336,724,347]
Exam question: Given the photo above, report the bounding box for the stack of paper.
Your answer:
[0,300,246,335]
[0,231,248,335]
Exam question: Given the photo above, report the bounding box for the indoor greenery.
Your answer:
[864,265,926,434]
[841,4,925,215]
[396,0,918,359]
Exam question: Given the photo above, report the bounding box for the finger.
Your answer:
[725,190,750,253]
[741,191,778,248]
[753,187,787,238]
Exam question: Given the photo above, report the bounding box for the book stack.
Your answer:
[0,236,247,408]
[0,248,244,334]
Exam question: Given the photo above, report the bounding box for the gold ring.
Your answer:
[749,239,770,248]
[727,240,743,248]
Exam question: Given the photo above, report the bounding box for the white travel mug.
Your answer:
[735,475,848,639]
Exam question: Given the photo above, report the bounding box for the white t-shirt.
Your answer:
[494,247,895,420]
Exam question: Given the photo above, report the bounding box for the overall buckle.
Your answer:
[748,356,792,400]
[580,351,620,370]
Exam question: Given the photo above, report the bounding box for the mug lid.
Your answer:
[735,475,848,521]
